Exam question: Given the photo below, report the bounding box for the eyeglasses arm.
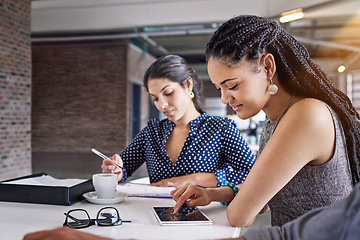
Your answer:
[64,212,91,225]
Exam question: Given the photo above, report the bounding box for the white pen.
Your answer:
[91,148,125,170]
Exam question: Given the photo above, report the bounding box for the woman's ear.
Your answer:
[263,53,276,80]
[183,77,194,90]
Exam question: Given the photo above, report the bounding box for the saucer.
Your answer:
[83,191,127,204]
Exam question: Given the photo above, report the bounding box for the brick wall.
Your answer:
[0,0,32,181]
[31,41,154,178]
[32,42,129,153]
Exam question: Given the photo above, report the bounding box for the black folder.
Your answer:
[0,173,94,205]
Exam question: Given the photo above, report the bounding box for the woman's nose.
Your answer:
[161,101,169,109]
[220,91,230,105]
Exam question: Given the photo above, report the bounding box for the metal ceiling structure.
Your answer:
[30,0,360,80]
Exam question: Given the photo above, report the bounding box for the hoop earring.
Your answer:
[188,89,195,99]
[268,79,278,95]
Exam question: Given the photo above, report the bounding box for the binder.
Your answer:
[0,173,94,205]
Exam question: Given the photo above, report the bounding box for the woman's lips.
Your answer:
[163,110,174,116]
[230,104,242,112]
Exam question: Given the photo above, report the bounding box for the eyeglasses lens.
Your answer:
[98,208,120,226]
[67,210,90,228]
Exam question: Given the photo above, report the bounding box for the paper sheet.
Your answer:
[116,183,175,198]
[2,175,87,187]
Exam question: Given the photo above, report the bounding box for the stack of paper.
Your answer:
[116,183,175,198]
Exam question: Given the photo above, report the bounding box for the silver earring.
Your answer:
[268,79,278,95]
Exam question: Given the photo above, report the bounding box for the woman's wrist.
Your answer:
[207,185,235,203]
[191,172,218,188]
[118,172,124,182]
[117,168,127,183]
[220,182,238,205]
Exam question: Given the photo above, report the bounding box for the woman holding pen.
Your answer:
[171,15,359,227]
[101,54,256,188]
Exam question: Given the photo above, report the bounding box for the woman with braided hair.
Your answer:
[171,15,360,227]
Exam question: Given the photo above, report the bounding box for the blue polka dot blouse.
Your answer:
[119,112,256,186]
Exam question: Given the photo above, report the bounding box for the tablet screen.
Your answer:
[152,206,213,225]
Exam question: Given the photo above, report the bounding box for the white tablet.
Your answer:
[152,206,213,226]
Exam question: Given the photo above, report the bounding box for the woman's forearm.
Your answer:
[207,185,235,202]
[190,172,218,188]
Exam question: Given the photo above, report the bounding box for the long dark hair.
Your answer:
[143,55,205,114]
[205,15,360,184]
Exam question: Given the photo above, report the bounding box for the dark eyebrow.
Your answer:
[160,85,170,92]
[220,78,236,85]
[149,85,170,96]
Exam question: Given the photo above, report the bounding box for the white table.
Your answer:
[0,196,240,240]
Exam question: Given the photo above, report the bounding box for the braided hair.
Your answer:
[143,55,205,114]
[205,15,360,185]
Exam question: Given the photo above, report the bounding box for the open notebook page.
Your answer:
[2,175,87,187]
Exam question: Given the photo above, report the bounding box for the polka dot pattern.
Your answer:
[119,112,256,186]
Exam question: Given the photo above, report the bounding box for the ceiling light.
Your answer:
[279,8,304,23]
[338,65,346,73]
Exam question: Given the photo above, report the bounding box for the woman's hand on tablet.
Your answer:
[171,184,213,214]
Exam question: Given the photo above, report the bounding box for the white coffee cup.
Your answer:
[92,173,118,199]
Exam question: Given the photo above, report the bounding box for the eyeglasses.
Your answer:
[63,207,122,229]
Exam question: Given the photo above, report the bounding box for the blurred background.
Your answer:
[1,0,360,181]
